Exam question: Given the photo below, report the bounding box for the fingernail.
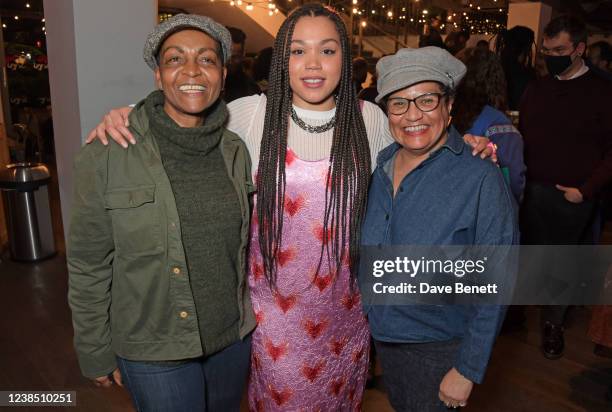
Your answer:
[122,143,128,149]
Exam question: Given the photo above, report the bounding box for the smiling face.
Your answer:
[288,16,342,111]
[386,81,453,158]
[155,29,226,127]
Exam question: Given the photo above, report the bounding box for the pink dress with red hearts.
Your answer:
[247,148,370,411]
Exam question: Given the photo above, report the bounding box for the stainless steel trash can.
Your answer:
[0,162,56,261]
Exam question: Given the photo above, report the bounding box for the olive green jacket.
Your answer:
[67,101,256,379]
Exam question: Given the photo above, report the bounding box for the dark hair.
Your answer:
[590,41,612,63]
[227,26,246,46]
[445,31,470,55]
[544,15,587,46]
[476,40,489,49]
[495,25,534,68]
[452,49,508,134]
[253,47,274,82]
[256,3,371,288]
[352,57,368,85]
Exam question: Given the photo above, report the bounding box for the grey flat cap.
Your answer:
[375,46,467,103]
[143,14,232,69]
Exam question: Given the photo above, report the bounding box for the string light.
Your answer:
[14,16,19,20]
[361,21,367,27]
[2,24,6,28]
[246,3,253,11]
[26,3,30,8]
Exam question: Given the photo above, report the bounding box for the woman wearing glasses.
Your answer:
[360,47,518,411]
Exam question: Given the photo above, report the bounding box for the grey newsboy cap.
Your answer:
[143,14,232,69]
[375,46,467,103]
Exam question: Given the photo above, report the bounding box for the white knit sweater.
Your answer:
[227,94,394,174]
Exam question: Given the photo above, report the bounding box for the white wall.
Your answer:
[44,0,157,238]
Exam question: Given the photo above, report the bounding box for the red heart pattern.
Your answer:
[285,194,305,217]
[313,272,334,292]
[265,339,289,362]
[301,359,327,382]
[274,292,297,313]
[268,385,293,406]
[255,310,265,325]
[329,377,346,396]
[352,346,365,363]
[276,247,296,267]
[303,318,329,340]
[285,149,296,166]
[252,262,264,282]
[252,353,261,371]
[329,336,348,356]
[313,224,333,245]
[247,149,370,410]
[341,293,359,311]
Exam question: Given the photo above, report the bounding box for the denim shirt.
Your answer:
[360,127,518,384]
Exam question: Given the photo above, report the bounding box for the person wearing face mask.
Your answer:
[519,15,612,360]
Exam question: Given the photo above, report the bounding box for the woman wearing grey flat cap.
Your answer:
[68,14,254,411]
[360,47,518,411]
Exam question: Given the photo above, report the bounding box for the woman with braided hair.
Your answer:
[86,4,494,409]
[89,6,384,409]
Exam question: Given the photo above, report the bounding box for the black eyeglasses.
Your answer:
[386,93,446,115]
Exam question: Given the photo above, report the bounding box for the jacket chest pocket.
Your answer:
[104,185,164,256]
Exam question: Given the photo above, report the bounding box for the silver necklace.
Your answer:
[290,107,336,134]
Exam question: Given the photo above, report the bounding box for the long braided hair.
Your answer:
[256,3,371,289]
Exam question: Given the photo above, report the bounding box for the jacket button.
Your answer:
[179,311,188,319]
[170,222,176,228]
[385,214,389,221]
[173,267,181,275]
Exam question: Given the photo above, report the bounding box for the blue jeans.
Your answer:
[117,335,251,412]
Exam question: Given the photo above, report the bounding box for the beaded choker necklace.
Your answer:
[290,107,336,134]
